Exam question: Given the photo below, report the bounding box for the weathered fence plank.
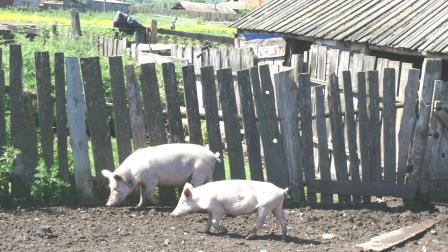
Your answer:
[253,65,288,188]
[317,45,327,80]
[327,73,350,204]
[10,44,37,199]
[357,72,371,203]
[66,57,93,200]
[70,9,82,38]
[237,69,263,181]
[182,65,202,145]
[80,57,115,198]
[342,71,361,204]
[0,49,5,155]
[314,85,332,204]
[218,68,245,179]
[383,68,397,183]
[201,66,225,180]
[54,53,69,182]
[274,69,303,200]
[35,51,54,169]
[162,63,185,143]
[140,63,167,146]
[309,45,318,78]
[109,56,133,163]
[397,69,421,184]
[125,65,146,150]
[297,74,316,204]
[407,59,442,198]
[367,71,382,182]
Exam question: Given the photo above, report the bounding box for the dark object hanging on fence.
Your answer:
[112,11,145,35]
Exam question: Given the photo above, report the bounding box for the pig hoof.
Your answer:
[281,235,288,242]
[203,229,211,234]
[215,226,228,234]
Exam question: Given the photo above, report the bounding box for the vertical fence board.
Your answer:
[54,53,69,181]
[201,66,225,180]
[297,74,316,204]
[218,68,245,179]
[352,53,364,91]
[274,69,303,200]
[35,51,54,169]
[317,45,327,80]
[80,57,115,197]
[237,69,263,181]
[315,85,332,204]
[66,57,93,200]
[342,71,361,204]
[367,71,382,182]
[357,72,371,203]
[253,65,288,188]
[397,69,421,184]
[407,59,442,196]
[0,48,5,155]
[383,68,397,183]
[309,45,318,78]
[327,73,350,204]
[140,63,167,146]
[125,65,146,150]
[162,63,185,143]
[182,65,202,145]
[10,44,36,199]
[109,56,133,163]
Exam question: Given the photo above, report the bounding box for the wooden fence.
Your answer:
[128,6,242,22]
[1,43,444,206]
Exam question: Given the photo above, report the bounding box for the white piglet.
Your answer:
[171,180,289,240]
[101,143,219,207]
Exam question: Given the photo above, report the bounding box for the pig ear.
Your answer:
[183,182,193,190]
[101,169,113,178]
[183,188,192,200]
[113,174,123,181]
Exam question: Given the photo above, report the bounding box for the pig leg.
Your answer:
[136,185,147,208]
[203,212,213,234]
[246,207,271,240]
[206,207,227,234]
[272,206,288,241]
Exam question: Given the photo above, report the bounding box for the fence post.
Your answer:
[237,69,263,181]
[182,64,202,145]
[397,69,421,184]
[65,57,94,201]
[314,85,332,204]
[252,65,288,188]
[35,51,54,169]
[150,20,158,43]
[125,65,146,150]
[109,56,133,163]
[0,48,5,156]
[297,74,316,204]
[201,66,225,180]
[218,68,245,179]
[407,59,442,204]
[140,63,167,146]
[80,57,115,199]
[70,9,82,38]
[327,73,350,204]
[274,69,304,201]
[342,71,361,204]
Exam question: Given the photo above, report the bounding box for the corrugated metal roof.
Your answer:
[232,0,448,54]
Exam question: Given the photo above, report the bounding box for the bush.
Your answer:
[31,163,72,206]
[0,147,21,207]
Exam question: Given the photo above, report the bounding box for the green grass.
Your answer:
[0,8,236,37]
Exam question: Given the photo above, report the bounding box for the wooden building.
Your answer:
[232,0,448,75]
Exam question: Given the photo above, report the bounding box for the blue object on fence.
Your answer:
[238,32,282,41]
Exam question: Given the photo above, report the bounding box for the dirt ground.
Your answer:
[1,198,447,252]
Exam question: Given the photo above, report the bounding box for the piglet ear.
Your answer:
[114,174,123,181]
[184,188,192,200]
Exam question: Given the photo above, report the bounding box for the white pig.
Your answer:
[171,180,289,241]
[101,143,219,207]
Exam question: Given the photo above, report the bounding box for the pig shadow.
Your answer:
[212,232,321,245]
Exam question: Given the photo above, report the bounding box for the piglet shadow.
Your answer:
[212,232,321,245]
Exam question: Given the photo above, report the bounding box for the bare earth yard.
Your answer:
[1,199,447,251]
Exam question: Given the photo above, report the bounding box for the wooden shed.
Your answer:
[172,1,237,14]
[232,0,448,77]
